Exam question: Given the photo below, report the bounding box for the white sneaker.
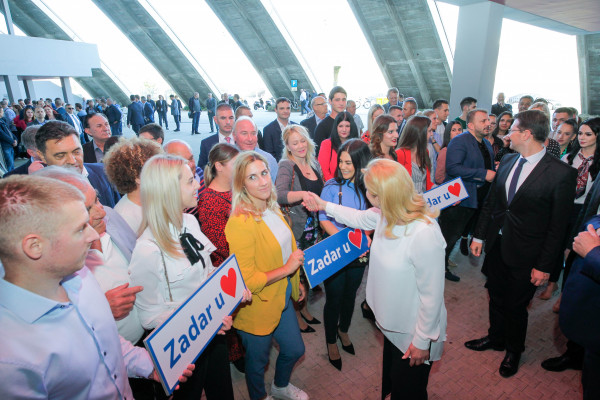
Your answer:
[270,381,309,400]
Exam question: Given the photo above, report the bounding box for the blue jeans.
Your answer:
[238,282,305,400]
[2,147,14,171]
[110,123,121,136]
[192,112,201,133]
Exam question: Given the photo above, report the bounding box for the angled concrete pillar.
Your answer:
[449,1,504,117]
[23,79,36,100]
[60,77,73,103]
[3,75,23,103]
[577,33,600,116]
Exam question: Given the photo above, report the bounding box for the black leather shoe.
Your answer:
[232,357,245,373]
[499,352,521,378]
[337,331,355,355]
[301,313,321,325]
[460,237,469,255]
[299,325,315,333]
[541,354,583,372]
[465,336,505,351]
[445,270,460,282]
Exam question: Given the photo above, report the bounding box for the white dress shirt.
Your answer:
[505,147,546,199]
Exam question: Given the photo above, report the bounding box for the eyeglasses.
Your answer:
[508,128,523,135]
[67,107,74,110]
[314,103,327,107]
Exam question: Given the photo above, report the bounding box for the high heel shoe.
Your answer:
[361,300,375,321]
[299,325,315,333]
[337,331,355,355]
[300,313,321,325]
[327,344,342,371]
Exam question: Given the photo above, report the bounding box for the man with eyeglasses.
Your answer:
[467,110,577,379]
[65,103,86,143]
[300,95,328,140]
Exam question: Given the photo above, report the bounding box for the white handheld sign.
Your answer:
[423,177,469,211]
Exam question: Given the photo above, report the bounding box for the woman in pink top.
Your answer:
[435,121,463,184]
[318,111,359,181]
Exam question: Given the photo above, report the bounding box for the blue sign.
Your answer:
[290,79,298,88]
[303,228,369,288]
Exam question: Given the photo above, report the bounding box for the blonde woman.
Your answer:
[276,124,324,332]
[129,154,240,399]
[306,159,447,399]
[361,103,385,144]
[225,151,309,400]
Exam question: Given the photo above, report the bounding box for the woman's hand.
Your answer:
[217,315,233,335]
[302,192,327,212]
[360,233,372,258]
[285,249,305,275]
[241,288,252,303]
[298,282,306,302]
[402,343,430,367]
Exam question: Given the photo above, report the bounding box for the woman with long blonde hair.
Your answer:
[306,158,447,399]
[129,154,244,399]
[225,151,310,400]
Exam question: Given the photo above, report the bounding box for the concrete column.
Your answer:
[2,0,15,35]
[23,79,36,100]
[60,77,73,103]
[577,33,600,116]
[3,75,24,103]
[449,1,504,117]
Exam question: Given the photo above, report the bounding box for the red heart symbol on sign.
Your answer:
[348,229,363,249]
[448,183,461,197]
[220,268,237,298]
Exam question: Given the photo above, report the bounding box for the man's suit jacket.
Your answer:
[85,163,120,208]
[127,102,144,126]
[82,141,98,164]
[105,105,122,125]
[300,115,318,139]
[56,107,68,120]
[170,99,180,116]
[155,100,168,114]
[263,119,296,162]
[560,214,600,354]
[445,131,494,209]
[491,103,512,117]
[473,152,577,273]
[3,159,31,177]
[570,177,600,247]
[143,102,154,123]
[198,133,219,170]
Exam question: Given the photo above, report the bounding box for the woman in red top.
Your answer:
[14,107,34,133]
[395,116,434,193]
[369,115,399,160]
[197,143,245,371]
[318,111,359,181]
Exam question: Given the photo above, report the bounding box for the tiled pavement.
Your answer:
[226,244,583,400]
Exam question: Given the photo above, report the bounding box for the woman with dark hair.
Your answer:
[555,118,578,158]
[369,115,398,160]
[318,111,359,181]
[435,121,463,185]
[395,115,434,193]
[494,111,515,162]
[546,117,600,304]
[319,139,372,370]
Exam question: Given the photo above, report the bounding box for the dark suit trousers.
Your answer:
[439,205,476,267]
[583,349,600,400]
[208,111,215,132]
[485,235,537,354]
[381,336,432,400]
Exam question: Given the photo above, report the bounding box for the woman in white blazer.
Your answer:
[306,158,447,400]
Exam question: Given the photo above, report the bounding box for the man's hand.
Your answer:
[573,224,600,258]
[530,268,549,287]
[485,170,496,182]
[217,315,233,335]
[298,282,307,302]
[470,241,483,257]
[150,363,195,389]
[402,343,430,367]
[105,283,143,321]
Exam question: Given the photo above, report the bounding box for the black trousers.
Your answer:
[583,349,600,400]
[381,336,432,400]
[484,235,537,354]
[439,206,476,267]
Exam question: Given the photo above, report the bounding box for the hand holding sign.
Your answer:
[423,178,469,211]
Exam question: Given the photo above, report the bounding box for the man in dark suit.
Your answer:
[300,95,328,140]
[439,109,495,282]
[105,98,122,136]
[467,110,577,378]
[82,114,111,164]
[126,95,144,136]
[188,92,202,135]
[197,103,235,170]
[64,103,87,143]
[141,96,154,125]
[54,98,68,120]
[155,95,169,130]
[206,93,217,133]
[491,92,512,117]
[314,86,347,153]
[560,217,600,400]
[382,87,402,113]
[262,97,297,162]
[3,126,41,177]
[146,94,156,119]
[35,121,120,207]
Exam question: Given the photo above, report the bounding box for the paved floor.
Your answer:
[225,243,582,400]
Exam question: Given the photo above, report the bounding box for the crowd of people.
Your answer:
[0,84,599,400]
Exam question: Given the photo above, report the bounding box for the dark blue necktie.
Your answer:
[507,157,527,204]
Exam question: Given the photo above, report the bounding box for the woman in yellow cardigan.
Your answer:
[225,151,311,400]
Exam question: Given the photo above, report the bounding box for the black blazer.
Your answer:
[300,115,317,140]
[263,119,296,162]
[82,141,97,164]
[474,152,577,273]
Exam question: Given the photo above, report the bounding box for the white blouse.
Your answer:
[325,203,447,361]
[562,152,593,205]
[129,214,216,329]
[114,194,143,234]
